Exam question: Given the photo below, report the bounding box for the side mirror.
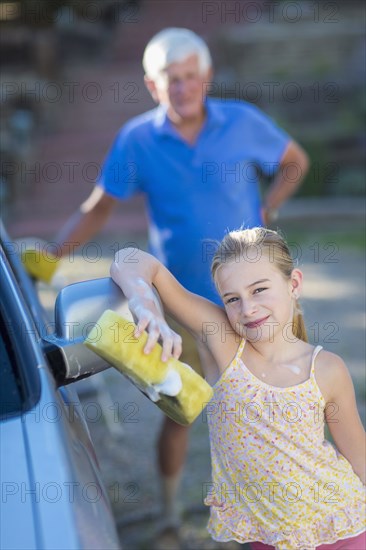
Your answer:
[44,277,133,386]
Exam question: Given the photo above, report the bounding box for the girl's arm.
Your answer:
[110,247,236,374]
[317,351,366,484]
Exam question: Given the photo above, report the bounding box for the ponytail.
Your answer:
[293,303,308,342]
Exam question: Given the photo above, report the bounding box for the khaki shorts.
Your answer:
[166,316,203,377]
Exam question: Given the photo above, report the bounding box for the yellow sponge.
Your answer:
[21,249,60,284]
[84,310,213,425]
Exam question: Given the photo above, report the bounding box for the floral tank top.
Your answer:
[204,340,366,550]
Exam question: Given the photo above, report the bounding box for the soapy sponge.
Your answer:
[84,310,213,425]
[21,248,60,284]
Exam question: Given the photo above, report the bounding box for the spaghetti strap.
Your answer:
[235,338,246,360]
[310,345,323,375]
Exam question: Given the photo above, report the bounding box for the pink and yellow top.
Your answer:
[205,340,366,550]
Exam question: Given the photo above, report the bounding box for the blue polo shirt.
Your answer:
[99,98,290,303]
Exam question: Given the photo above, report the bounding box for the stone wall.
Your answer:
[210,1,365,196]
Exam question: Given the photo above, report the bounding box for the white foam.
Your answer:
[152,368,183,400]
[284,364,301,375]
[124,363,186,403]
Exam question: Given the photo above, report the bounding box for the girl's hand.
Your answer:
[127,284,182,362]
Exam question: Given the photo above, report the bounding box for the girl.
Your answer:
[110,227,365,550]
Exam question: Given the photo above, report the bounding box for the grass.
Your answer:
[283,230,365,252]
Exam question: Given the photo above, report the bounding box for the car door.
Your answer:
[0,228,121,549]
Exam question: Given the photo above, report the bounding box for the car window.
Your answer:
[0,314,23,419]
[1,247,42,418]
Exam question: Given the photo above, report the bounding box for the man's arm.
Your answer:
[262,140,310,224]
[54,186,118,257]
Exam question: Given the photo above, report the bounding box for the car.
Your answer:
[0,221,126,550]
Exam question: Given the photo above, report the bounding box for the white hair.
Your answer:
[142,28,212,80]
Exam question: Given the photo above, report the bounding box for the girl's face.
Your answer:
[216,252,303,343]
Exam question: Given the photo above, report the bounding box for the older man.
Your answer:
[55,27,309,537]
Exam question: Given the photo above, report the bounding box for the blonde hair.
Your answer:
[211,227,308,342]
